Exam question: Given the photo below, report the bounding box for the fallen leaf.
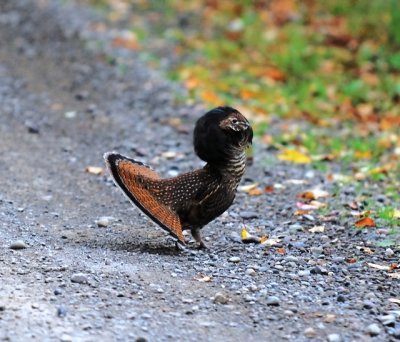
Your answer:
[260,237,281,246]
[85,166,103,175]
[238,183,259,193]
[195,273,212,282]
[276,247,286,254]
[388,298,400,305]
[393,209,400,219]
[296,201,327,210]
[241,227,267,244]
[368,263,390,271]
[286,179,308,185]
[278,149,311,164]
[346,258,357,264]
[355,217,376,228]
[361,247,374,255]
[298,189,329,200]
[388,273,400,279]
[309,225,325,233]
[264,185,274,193]
[248,188,263,196]
[111,36,139,50]
[294,209,310,216]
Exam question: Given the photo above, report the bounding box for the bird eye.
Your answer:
[232,118,238,124]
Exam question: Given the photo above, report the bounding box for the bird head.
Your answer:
[194,106,253,165]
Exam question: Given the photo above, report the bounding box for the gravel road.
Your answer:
[0,1,399,341]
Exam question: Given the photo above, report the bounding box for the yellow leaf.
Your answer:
[278,149,311,164]
[393,209,400,219]
[241,227,251,240]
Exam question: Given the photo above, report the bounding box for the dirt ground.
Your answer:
[0,1,399,341]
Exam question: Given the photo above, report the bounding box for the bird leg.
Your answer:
[191,228,207,249]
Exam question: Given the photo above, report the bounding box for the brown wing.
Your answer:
[104,152,184,243]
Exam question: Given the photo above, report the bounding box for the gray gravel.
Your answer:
[0,0,399,341]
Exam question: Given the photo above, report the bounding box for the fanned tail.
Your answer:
[103,152,185,243]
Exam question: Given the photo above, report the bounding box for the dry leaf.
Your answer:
[195,273,212,282]
[85,166,103,175]
[241,227,266,244]
[111,36,139,50]
[355,217,376,228]
[278,149,311,164]
[260,237,281,246]
[388,273,400,279]
[286,179,308,185]
[388,298,400,304]
[238,183,259,193]
[368,263,390,271]
[309,225,325,233]
[276,247,286,254]
[298,189,329,200]
[294,209,310,216]
[248,188,263,196]
[296,201,327,210]
[264,185,274,193]
[346,258,357,264]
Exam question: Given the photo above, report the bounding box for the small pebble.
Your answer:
[240,211,258,219]
[337,295,346,303]
[9,240,27,250]
[229,256,241,263]
[298,270,310,277]
[213,292,229,305]
[96,216,112,228]
[266,296,280,306]
[54,288,63,296]
[71,273,88,284]
[366,323,381,336]
[385,248,394,257]
[304,327,317,337]
[57,305,67,317]
[378,314,396,326]
[327,333,341,342]
[245,268,256,276]
[60,334,72,342]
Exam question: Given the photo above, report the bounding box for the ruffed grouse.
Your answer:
[104,106,253,248]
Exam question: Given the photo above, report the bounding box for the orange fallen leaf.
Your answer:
[85,166,103,175]
[278,149,311,164]
[264,185,274,193]
[354,217,376,228]
[111,37,139,50]
[276,247,286,255]
[297,189,329,200]
[248,188,263,196]
[346,258,357,264]
[200,90,221,105]
[294,209,310,216]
